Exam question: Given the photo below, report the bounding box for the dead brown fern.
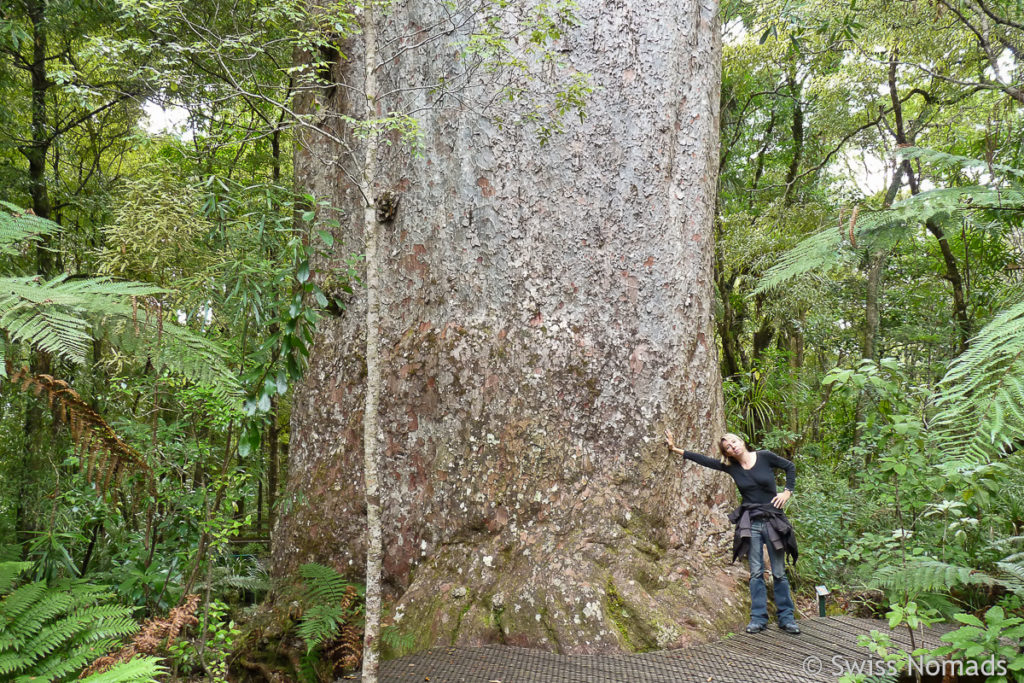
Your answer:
[8,367,157,540]
[323,624,362,672]
[81,594,201,676]
[323,585,363,673]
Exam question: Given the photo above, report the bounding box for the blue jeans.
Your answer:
[748,520,795,626]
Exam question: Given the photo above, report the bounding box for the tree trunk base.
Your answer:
[391,524,746,654]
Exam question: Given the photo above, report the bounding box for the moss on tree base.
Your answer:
[387,526,747,655]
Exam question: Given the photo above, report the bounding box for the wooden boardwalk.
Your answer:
[365,617,951,682]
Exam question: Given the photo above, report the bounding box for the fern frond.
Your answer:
[296,605,345,652]
[0,203,59,257]
[80,657,164,683]
[898,146,1024,182]
[30,639,117,680]
[0,571,137,681]
[99,301,240,403]
[0,582,49,629]
[994,559,1024,596]
[756,170,1024,296]
[381,625,415,657]
[67,614,139,643]
[196,566,269,594]
[753,224,851,294]
[7,370,156,513]
[929,298,1024,465]
[0,276,240,402]
[1,589,76,651]
[297,564,365,658]
[0,276,163,365]
[0,564,31,597]
[871,559,996,594]
[299,564,361,607]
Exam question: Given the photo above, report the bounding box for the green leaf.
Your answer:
[316,230,334,248]
[953,613,985,627]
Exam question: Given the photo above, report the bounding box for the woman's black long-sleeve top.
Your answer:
[682,450,795,505]
[684,449,798,564]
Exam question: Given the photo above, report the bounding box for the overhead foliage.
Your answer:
[0,202,240,400]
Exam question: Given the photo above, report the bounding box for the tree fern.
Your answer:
[0,204,240,401]
[754,148,1024,467]
[928,299,1024,464]
[0,563,153,683]
[6,370,157,516]
[0,275,239,401]
[0,202,58,257]
[755,147,1024,296]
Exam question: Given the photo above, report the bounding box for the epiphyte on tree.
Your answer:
[375,190,400,224]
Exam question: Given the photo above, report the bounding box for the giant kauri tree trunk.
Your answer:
[272,0,743,653]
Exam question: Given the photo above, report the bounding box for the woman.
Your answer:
[664,430,800,635]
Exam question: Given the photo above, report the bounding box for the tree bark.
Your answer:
[275,0,741,654]
[924,218,971,353]
[358,5,383,680]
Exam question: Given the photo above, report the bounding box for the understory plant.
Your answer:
[0,562,163,682]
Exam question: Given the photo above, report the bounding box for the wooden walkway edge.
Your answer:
[363,616,951,682]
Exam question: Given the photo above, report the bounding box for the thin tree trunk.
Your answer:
[924,219,971,352]
[267,396,279,531]
[360,5,383,680]
[853,165,900,451]
[782,77,804,207]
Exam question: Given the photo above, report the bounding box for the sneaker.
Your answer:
[779,622,801,634]
[745,622,768,634]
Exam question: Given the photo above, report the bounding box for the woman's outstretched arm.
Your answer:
[665,429,727,471]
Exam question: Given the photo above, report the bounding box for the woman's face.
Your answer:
[720,434,746,460]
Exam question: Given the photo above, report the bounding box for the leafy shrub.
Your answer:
[931,606,1024,682]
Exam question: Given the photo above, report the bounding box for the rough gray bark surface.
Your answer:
[274,0,743,654]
